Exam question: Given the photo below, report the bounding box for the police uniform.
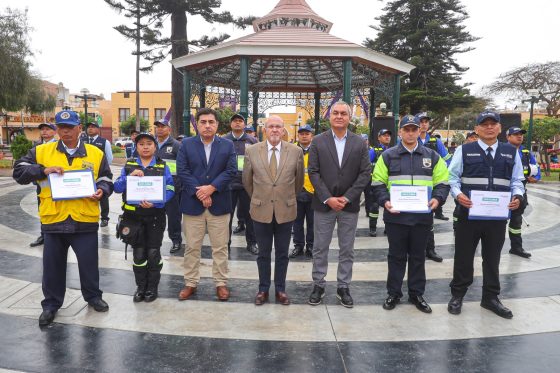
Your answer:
[448,111,525,319]
[114,133,175,302]
[125,140,137,159]
[372,115,450,312]
[86,122,114,225]
[507,127,541,258]
[224,118,258,255]
[13,110,113,325]
[367,139,389,236]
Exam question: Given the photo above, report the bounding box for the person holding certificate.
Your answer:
[447,111,525,319]
[114,133,175,303]
[13,110,114,327]
[372,115,450,313]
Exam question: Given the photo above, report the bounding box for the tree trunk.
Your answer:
[135,1,141,132]
[170,10,188,136]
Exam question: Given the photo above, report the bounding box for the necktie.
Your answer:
[89,137,94,143]
[486,147,493,164]
[270,147,278,180]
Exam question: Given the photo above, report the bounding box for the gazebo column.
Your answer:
[183,70,192,137]
[369,88,375,143]
[392,74,401,136]
[199,84,206,108]
[342,59,352,105]
[314,91,321,134]
[252,90,259,127]
[239,56,250,120]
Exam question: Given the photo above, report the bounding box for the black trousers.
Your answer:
[229,188,256,246]
[508,192,528,250]
[293,191,314,248]
[253,217,293,293]
[42,232,102,311]
[165,190,182,244]
[100,194,109,220]
[385,222,430,298]
[450,218,507,299]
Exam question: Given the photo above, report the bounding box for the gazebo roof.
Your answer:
[252,0,333,32]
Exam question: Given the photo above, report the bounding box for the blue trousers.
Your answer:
[42,232,102,311]
[165,190,182,244]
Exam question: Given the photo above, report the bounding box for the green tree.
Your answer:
[10,134,32,160]
[215,107,235,135]
[364,0,478,127]
[305,117,330,133]
[119,115,149,134]
[522,117,560,175]
[78,112,97,125]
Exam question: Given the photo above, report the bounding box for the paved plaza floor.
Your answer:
[1,168,559,372]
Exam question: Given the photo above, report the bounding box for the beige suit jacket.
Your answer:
[242,140,304,224]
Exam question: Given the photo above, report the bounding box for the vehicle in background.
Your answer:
[114,137,132,147]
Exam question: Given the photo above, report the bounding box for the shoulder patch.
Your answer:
[422,158,432,168]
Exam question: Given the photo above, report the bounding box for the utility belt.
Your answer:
[116,209,164,259]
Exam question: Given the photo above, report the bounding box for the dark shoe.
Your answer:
[369,220,377,237]
[289,246,304,258]
[448,296,463,315]
[305,246,313,258]
[383,295,400,310]
[509,248,531,259]
[246,243,258,255]
[30,235,44,247]
[369,229,377,237]
[434,213,449,221]
[255,291,269,305]
[426,249,443,262]
[178,286,197,301]
[144,290,158,303]
[308,285,325,306]
[275,291,290,305]
[88,298,109,312]
[233,223,245,234]
[133,287,145,303]
[408,295,432,313]
[39,310,56,326]
[216,286,230,301]
[336,288,354,308]
[170,242,181,254]
[480,297,513,319]
[100,219,109,227]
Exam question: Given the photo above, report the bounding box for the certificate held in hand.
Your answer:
[390,185,431,213]
[126,176,165,204]
[49,170,96,201]
[468,190,511,220]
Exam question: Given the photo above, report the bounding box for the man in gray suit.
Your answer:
[307,101,371,308]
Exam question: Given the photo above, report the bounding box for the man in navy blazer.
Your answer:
[176,107,237,302]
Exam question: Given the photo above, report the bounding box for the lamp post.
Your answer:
[75,88,97,124]
[522,89,540,150]
[1,112,8,146]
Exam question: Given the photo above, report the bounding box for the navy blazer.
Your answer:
[177,135,237,216]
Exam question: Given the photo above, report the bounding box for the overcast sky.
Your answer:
[2,0,558,109]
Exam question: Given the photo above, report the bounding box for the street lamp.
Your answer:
[75,88,97,125]
[522,88,540,150]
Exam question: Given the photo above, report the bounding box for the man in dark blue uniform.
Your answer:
[86,121,113,227]
[367,129,391,236]
[124,130,139,158]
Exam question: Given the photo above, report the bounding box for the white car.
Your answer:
[114,137,133,147]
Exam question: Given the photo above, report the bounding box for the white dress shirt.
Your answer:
[332,130,348,167]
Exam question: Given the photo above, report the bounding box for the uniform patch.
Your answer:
[82,161,94,170]
[60,112,70,120]
[466,153,481,157]
[500,153,513,159]
[122,227,130,236]
[166,146,173,154]
[422,158,432,168]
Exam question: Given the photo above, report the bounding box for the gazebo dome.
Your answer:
[252,0,333,33]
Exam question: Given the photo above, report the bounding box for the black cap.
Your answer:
[134,132,157,144]
[230,113,245,122]
[378,129,392,137]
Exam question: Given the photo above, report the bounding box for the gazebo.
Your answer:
[171,0,414,137]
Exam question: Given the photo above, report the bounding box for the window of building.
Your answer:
[124,92,130,98]
[155,108,166,120]
[139,108,149,121]
[119,108,130,122]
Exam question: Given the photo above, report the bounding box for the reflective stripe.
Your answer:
[461,177,511,187]
[133,260,147,267]
[166,185,175,191]
[17,162,32,166]
[371,181,384,186]
[453,217,458,222]
[158,259,164,266]
[165,160,177,175]
[96,176,112,183]
[368,213,379,218]
[388,175,433,182]
[493,178,510,187]
[237,155,245,171]
[443,153,452,160]
[508,227,522,235]
[123,203,136,211]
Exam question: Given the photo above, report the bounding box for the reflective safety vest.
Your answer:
[35,142,104,224]
[521,148,531,177]
[122,158,167,214]
[302,149,314,194]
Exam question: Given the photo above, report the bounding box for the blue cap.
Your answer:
[399,115,420,128]
[507,127,527,136]
[86,121,100,128]
[55,110,80,126]
[378,129,392,136]
[154,118,171,126]
[298,124,314,133]
[414,112,431,121]
[466,131,478,138]
[360,134,369,140]
[244,125,255,132]
[230,113,245,122]
[38,122,57,131]
[134,132,157,144]
[476,111,500,124]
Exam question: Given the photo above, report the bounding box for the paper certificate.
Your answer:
[126,176,165,203]
[390,185,431,213]
[468,190,511,220]
[48,170,96,201]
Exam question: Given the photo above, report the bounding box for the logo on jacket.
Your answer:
[500,153,513,159]
[166,146,173,154]
[422,158,432,168]
[82,161,94,170]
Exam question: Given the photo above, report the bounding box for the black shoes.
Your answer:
[88,298,109,312]
[448,296,463,315]
[289,246,304,258]
[144,290,158,303]
[369,228,377,237]
[481,297,513,319]
[408,295,432,313]
[336,288,354,308]
[383,295,400,310]
[232,223,245,234]
[39,309,56,327]
[100,219,109,227]
[133,288,145,303]
[434,213,449,221]
[29,235,44,247]
[305,245,313,258]
[426,249,443,262]
[170,242,181,254]
[246,243,258,255]
[308,285,325,306]
[509,248,531,259]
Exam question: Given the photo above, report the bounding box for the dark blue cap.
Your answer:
[466,131,478,138]
[38,122,57,131]
[134,132,157,144]
[244,125,255,132]
[414,112,431,121]
[360,134,369,140]
[507,127,526,136]
[476,111,500,124]
[298,124,314,133]
[378,129,392,136]
[55,110,80,126]
[230,113,245,122]
[399,115,420,128]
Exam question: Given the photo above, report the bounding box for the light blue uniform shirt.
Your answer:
[332,130,348,167]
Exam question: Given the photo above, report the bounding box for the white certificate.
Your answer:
[469,190,511,220]
[48,170,96,201]
[390,185,431,213]
[126,176,165,203]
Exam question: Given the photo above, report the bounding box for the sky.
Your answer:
[2,0,559,109]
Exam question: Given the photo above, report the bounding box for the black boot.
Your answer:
[426,228,442,262]
[145,248,162,302]
[368,218,377,237]
[132,262,148,303]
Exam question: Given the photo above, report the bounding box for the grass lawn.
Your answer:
[541,173,560,182]
[0,159,13,168]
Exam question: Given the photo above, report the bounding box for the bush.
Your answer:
[111,145,123,154]
[10,134,33,160]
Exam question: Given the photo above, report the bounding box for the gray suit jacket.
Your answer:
[308,130,371,213]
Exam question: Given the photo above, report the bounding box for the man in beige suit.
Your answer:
[243,116,304,305]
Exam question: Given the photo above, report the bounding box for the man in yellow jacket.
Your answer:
[13,110,114,327]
